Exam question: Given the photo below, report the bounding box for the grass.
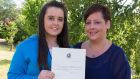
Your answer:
[0,44,15,51]
[0,59,11,65]
[0,44,10,51]
[0,44,14,79]
[0,62,10,79]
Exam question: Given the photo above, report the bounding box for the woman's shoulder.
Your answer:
[111,43,125,53]
[16,34,38,49]
[109,43,128,61]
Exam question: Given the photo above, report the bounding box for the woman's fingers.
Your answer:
[38,70,55,79]
[46,71,55,79]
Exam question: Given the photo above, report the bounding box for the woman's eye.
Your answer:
[85,21,91,25]
[48,17,54,20]
[94,22,101,24]
[58,18,63,22]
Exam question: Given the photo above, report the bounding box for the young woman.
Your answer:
[8,1,69,79]
[74,4,131,79]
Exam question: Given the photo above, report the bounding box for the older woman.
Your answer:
[74,4,131,79]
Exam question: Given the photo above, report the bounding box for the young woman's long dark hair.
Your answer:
[38,1,69,70]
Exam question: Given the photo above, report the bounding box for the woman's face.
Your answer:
[44,7,64,37]
[85,11,110,41]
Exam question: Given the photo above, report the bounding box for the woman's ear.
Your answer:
[106,20,110,29]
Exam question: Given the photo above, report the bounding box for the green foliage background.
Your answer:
[0,0,140,78]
